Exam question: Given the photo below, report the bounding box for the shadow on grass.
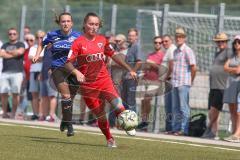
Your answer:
[3,135,106,148]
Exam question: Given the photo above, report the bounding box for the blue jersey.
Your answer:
[42,29,81,68]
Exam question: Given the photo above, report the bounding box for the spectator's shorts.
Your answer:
[238,104,240,113]
[0,72,23,94]
[29,72,41,92]
[208,89,224,111]
[40,79,57,97]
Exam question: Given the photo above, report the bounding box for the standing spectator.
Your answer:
[0,39,3,76]
[16,33,35,119]
[108,34,128,128]
[137,36,164,130]
[23,26,32,49]
[122,28,143,112]
[162,34,176,133]
[0,28,25,118]
[28,30,46,120]
[223,35,240,142]
[0,39,2,114]
[202,32,232,139]
[40,48,58,122]
[171,27,197,136]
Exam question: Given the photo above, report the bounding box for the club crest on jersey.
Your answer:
[68,36,75,42]
[97,43,103,49]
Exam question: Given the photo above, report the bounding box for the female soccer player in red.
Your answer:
[65,12,137,147]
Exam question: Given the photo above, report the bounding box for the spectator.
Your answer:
[0,28,25,118]
[162,34,176,133]
[39,48,58,122]
[122,28,143,112]
[108,33,128,128]
[28,30,46,120]
[223,35,240,142]
[23,26,32,49]
[202,32,232,139]
[137,36,164,131]
[0,39,3,76]
[16,33,35,119]
[171,27,197,136]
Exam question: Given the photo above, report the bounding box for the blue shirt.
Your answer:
[42,29,81,68]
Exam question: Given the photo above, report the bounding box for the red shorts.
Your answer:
[79,77,119,115]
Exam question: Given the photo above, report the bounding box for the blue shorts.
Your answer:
[29,72,40,92]
[40,79,57,97]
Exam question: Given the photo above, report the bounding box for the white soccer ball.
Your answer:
[117,110,138,131]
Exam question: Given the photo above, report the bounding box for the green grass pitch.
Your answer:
[0,123,239,160]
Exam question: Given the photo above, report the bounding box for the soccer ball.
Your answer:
[117,110,138,131]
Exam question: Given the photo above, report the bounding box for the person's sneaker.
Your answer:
[31,114,39,120]
[201,130,216,139]
[2,113,10,119]
[224,135,240,143]
[201,127,211,138]
[107,138,117,148]
[66,123,74,137]
[47,116,55,122]
[38,116,46,121]
[125,129,136,136]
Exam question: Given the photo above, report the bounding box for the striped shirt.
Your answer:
[172,43,196,87]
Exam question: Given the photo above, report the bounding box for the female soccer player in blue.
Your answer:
[33,12,81,137]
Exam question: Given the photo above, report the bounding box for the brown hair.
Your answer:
[153,36,162,41]
[54,12,73,25]
[82,12,102,32]
[127,28,138,36]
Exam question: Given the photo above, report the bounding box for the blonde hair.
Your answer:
[24,33,35,41]
[35,30,46,38]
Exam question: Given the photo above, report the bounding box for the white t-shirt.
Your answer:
[0,40,3,76]
[162,44,176,67]
[28,44,44,72]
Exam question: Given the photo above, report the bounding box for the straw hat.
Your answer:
[175,27,186,37]
[213,32,229,41]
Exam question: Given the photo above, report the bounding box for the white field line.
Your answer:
[0,123,239,152]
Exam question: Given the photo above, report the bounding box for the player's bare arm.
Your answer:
[111,53,137,80]
[64,62,85,83]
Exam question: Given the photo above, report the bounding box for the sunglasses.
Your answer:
[154,41,162,44]
[115,40,122,43]
[26,39,34,42]
[8,33,17,36]
[163,40,169,43]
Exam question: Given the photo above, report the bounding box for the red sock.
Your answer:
[98,120,112,140]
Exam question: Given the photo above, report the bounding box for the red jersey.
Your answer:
[68,34,119,106]
[68,34,115,85]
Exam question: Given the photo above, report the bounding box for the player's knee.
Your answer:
[61,98,72,111]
